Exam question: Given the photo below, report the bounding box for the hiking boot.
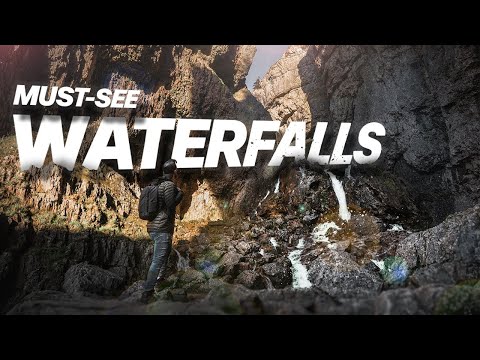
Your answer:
[140,289,154,304]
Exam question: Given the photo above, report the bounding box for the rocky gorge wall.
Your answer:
[254,45,480,225]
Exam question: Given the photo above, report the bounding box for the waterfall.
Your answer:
[288,238,312,289]
[260,190,270,204]
[387,224,405,232]
[274,177,280,193]
[254,190,271,216]
[326,171,351,221]
[299,167,307,187]
[345,165,352,179]
[173,248,189,271]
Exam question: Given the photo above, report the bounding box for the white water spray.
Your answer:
[299,167,307,187]
[327,171,351,221]
[388,224,404,232]
[274,177,280,193]
[270,237,278,249]
[288,238,312,289]
[371,259,385,271]
[255,190,271,216]
[312,221,340,243]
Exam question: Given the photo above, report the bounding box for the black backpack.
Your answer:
[138,182,164,221]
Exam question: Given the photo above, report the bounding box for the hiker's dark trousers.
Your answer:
[144,232,172,292]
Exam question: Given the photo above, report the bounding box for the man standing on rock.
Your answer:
[141,159,183,303]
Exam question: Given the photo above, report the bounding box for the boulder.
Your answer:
[234,270,266,290]
[262,259,292,288]
[396,205,480,285]
[62,262,124,297]
[308,250,382,299]
[215,251,244,277]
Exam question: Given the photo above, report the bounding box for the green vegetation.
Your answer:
[33,212,68,229]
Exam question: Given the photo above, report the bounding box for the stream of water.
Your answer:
[326,171,351,221]
[173,248,189,271]
[288,238,312,289]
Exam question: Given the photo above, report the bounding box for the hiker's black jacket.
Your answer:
[147,178,183,234]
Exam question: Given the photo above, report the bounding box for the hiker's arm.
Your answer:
[175,187,183,206]
[163,182,177,210]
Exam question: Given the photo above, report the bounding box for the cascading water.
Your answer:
[274,177,280,193]
[255,190,271,216]
[288,238,312,289]
[312,221,340,243]
[387,224,405,232]
[326,171,351,222]
[270,237,278,249]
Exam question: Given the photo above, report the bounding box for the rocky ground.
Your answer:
[3,165,480,314]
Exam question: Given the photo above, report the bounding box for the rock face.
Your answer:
[253,46,320,133]
[0,45,49,136]
[1,45,273,226]
[396,205,480,286]
[254,45,480,226]
[0,215,153,312]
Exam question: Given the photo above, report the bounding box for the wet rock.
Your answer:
[372,284,448,315]
[396,205,480,285]
[118,280,145,303]
[234,270,266,290]
[308,250,382,299]
[169,288,188,302]
[262,259,292,288]
[215,251,244,277]
[177,269,207,293]
[349,214,384,236]
[302,213,318,225]
[235,241,257,255]
[63,262,124,297]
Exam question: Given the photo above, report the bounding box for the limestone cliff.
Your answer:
[254,45,480,225]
